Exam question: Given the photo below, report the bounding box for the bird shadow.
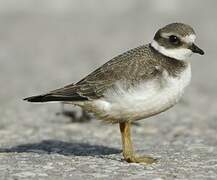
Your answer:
[56,103,92,123]
[0,140,121,156]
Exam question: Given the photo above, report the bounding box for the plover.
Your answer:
[24,23,204,164]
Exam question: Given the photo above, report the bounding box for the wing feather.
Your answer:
[24,45,160,102]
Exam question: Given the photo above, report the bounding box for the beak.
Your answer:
[190,43,204,55]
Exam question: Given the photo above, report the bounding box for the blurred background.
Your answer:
[0,1,217,179]
[0,0,215,104]
[1,0,216,126]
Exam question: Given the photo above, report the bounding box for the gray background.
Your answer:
[0,0,217,179]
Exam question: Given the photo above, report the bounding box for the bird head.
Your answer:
[151,23,204,60]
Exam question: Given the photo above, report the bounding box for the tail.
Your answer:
[23,93,88,103]
[24,83,89,103]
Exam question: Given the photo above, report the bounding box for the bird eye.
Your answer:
[169,35,180,45]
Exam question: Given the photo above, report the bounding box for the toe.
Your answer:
[134,156,158,164]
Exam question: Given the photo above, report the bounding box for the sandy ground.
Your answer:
[0,1,217,179]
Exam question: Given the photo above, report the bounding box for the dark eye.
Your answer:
[169,35,180,45]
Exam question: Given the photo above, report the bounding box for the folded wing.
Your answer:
[24,45,158,103]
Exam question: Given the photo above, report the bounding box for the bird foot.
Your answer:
[125,155,157,164]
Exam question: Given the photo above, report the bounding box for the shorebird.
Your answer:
[24,23,204,164]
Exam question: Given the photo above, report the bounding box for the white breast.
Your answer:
[92,63,191,122]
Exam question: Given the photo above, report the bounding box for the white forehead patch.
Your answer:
[151,40,193,60]
[182,34,196,43]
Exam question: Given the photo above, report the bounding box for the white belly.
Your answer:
[89,63,191,122]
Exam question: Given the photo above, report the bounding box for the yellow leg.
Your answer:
[119,121,157,164]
